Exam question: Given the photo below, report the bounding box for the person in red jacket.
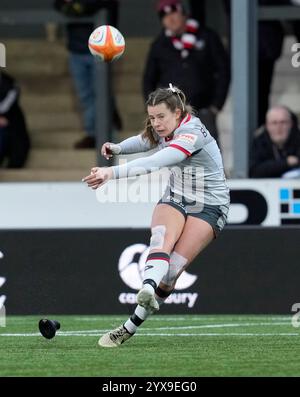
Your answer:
[143,0,230,144]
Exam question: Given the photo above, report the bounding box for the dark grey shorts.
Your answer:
[158,192,229,237]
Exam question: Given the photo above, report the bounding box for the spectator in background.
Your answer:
[54,0,122,149]
[0,71,30,168]
[223,0,285,128]
[143,0,230,144]
[249,106,300,178]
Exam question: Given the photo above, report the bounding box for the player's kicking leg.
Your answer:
[98,286,173,347]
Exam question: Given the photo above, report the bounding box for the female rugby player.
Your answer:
[83,84,230,347]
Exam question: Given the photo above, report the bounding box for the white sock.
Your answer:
[143,252,170,292]
[124,286,173,334]
[124,305,149,334]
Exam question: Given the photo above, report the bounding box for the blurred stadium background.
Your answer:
[0,0,300,377]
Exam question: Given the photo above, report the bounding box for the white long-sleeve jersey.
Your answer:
[112,114,230,206]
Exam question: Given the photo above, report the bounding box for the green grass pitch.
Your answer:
[0,315,299,377]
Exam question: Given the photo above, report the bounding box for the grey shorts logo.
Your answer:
[0,43,6,68]
[164,194,186,210]
[291,43,300,68]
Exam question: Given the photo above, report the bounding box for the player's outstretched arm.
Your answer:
[83,146,187,189]
[100,135,153,160]
[111,146,187,179]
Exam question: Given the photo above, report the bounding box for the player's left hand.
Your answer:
[82,167,113,189]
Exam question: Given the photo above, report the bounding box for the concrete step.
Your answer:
[4,39,69,76]
[20,76,75,96]
[5,37,150,78]
[26,111,82,132]
[0,169,86,182]
[3,39,68,57]
[26,103,144,137]
[26,149,96,169]
[31,129,147,150]
[4,37,150,63]
[30,130,84,149]
[21,94,76,113]
[8,59,69,77]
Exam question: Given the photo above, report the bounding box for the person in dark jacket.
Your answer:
[54,0,122,149]
[0,71,30,168]
[143,0,230,143]
[249,106,300,178]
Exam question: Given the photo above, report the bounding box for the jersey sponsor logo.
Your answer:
[174,134,197,145]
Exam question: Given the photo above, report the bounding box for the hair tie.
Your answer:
[168,83,176,93]
[168,83,184,110]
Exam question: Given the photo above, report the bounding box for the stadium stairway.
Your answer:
[0,35,299,181]
[0,37,149,182]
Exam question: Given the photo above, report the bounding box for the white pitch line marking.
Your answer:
[73,317,187,322]
[0,332,298,337]
[73,316,293,322]
[0,322,292,337]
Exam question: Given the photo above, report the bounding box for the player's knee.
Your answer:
[150,225,178,252]
[160,251,188,287]
[149,225,167,250]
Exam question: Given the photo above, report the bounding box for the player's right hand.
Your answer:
[82,167,113,190]
[101,142,121,160]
